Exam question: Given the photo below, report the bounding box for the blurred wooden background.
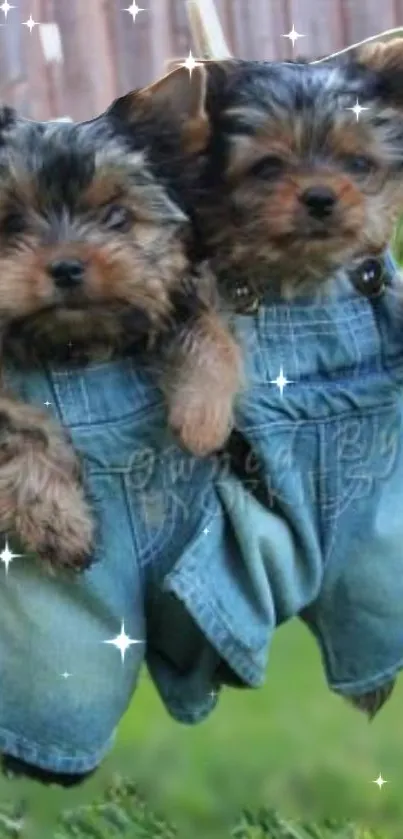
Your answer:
[1,0,403,121]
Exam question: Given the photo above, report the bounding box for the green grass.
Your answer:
[0,778,390,839]
[2,238,403,837]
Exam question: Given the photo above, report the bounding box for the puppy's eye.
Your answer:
[249,155,286,179]
[343,155,376,175]
[102,205,133,231]
[1,212,26,235]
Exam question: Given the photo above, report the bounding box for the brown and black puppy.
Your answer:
[0,80,242,572]
[137,43,403,719]
[166,45,403,303]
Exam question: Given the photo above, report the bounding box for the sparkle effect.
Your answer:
[373,774,387,789]
[179,50,201,78]
[103,621,144,663]
[0,539,23,575]
[346,98,370,121]
[123,2,144,24]
[270,367,293,396]
[23,14,39,32]
[0,1,15,18]
[44,400,51,407]
[282,25,305,48]
[61,672,71,679]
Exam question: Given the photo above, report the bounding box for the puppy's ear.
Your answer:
[108,60,236,154]
[141,59,237,153]
[353,38,403,107]
[109,65,209,155]
[143,65,209,154]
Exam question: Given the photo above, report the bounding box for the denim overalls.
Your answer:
[0,252,402,774]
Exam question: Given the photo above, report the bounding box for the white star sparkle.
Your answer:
[0,1,15,18]
[123,2,144,24]
[373,774,387,789]
[44,400,51,407]
[346,98,370,122]
[179,50,201,78]
[270,367,293,397]
[0,539,23,575]
[203,527,210,535]
[103,621,144,663]
[23,14,39,32]
[61,672,71,679]
[282,25,305,48]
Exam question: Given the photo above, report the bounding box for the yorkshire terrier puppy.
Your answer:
[176,43,403,305]
[141,43,403,718]
[195,42,403,717]
[0,80,242,571]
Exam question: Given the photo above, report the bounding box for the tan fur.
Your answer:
[357,38,403,72]
[160,269,243,456]
[0,87,244,573]
[140,65,211,155]
[0,395,93,569]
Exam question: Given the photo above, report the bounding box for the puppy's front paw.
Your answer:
[169,387,234,457]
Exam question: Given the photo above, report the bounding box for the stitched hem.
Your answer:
[157,693,219,725]
[163,570,267,690]
[0,726,116,774]
[328,656,403,697]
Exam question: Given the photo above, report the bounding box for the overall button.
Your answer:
[349,258,386,298]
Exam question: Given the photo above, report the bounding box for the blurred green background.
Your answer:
[112,622,403,839]
[1,621,400,838]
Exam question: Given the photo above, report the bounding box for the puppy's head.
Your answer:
[142,49,403,296]
[0,76,207,353]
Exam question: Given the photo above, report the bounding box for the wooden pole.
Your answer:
[186,0,232,58]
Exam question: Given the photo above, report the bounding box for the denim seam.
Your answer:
[329,655,403,695]
[122,476,169,589]
[317,422,327,562]
[258,306,382,327]
[160,697,218,724]
[166,558,267,658]
[50,367,92,425]
[121,472,149,586]
[242,400,398,433]
[0,726,115,773]
[41,363,67,427]
[63,401,165,432]
[285,305,301,380]
[166,569,265,685]
[249,366,402,392]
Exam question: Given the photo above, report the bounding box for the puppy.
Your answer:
[0,79,242,572]
[179,47,403,304]
[137,45,403,720]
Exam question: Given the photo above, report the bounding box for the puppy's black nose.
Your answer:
[48,258,85,288]
[300,186,336,218]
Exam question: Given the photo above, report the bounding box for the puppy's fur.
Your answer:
[0,78,242,571]
[186,47,403,300]
[143,44,403,718]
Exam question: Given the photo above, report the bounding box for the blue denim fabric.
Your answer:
[0,252,402,773]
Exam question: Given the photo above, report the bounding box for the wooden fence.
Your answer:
[1,0,403,121]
